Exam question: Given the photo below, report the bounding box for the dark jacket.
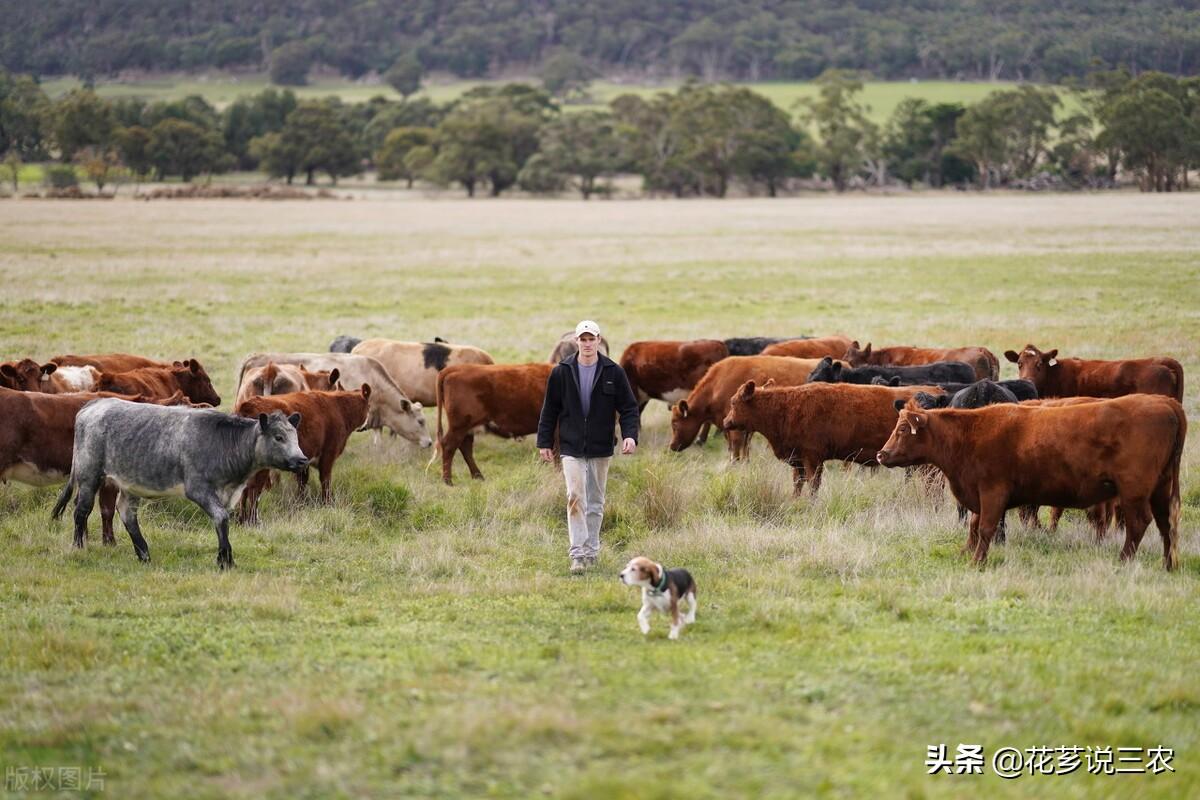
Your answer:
[537,353,640,458]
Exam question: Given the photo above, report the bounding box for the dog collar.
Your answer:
[649,565,669,595]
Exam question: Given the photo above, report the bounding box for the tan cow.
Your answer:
[234,362,340,407]
[761,335,854,359]
[351,338,494,406]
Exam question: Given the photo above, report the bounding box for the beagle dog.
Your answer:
[619,556,697,640]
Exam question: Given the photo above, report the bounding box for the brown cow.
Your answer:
[669,356,825,460]
[0,387,189,544]
[1004,344,1183,401]
[549,331,610,363]
[234,362,339,407]
[877,395,1185,569]
[845,341,999,381]
[761,335,854,360]
[52,353,169,372]
[434,362,554,485]
[722,381,944,495]
[351,338,494,406]
[235,386,371,523]
[96,360,222,406]
[620,339,730,409]
[0,359,57,391]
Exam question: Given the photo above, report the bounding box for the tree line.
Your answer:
[2,69,1197,195]
[5,1,1200,85]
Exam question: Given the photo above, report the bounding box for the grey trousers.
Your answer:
[560,455,612,559]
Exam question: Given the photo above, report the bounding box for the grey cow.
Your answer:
[52,399,308,569]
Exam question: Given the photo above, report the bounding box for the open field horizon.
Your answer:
[1,194,1198,797]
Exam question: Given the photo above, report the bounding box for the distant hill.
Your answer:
[5,1,1200,83]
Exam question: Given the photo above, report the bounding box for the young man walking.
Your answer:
[537,320,640,574]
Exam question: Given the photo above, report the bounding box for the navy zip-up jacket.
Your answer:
[537,353,640,458]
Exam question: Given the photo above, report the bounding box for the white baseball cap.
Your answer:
[575,320,601,338]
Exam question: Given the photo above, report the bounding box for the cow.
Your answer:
[233,362,340,407]
[1004,344,1184,402]
[434,362,554,485]
[549,331,610,363]
[619,340,730,410]
[876,376,1038,401]
[845,341,999,381]
[721,381,945,496]
[235,386,371,523]
[351,338,495,406]
[52,400,309,569]
[877,395,1186,569]
[669,356,825,460]
[235,353,432,448]
[51,353,170,373]
[96,360,222,406]
[761,336,855,360]
[723,337,808,356]
[1,359,57,391]
[907,380,1021,411]
[808,356,977,386]
[329,335,362,353]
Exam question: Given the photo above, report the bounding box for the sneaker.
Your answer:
[570,558,586,574]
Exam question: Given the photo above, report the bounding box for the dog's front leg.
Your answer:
[637,603,652,635]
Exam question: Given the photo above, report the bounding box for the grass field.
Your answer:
[38,74,1056,123]
[1,194,1198,798]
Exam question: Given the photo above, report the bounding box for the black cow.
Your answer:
[53,399,308,569]
[808,357,975,386]
[723,337,810,357]
[875,375,1037,401]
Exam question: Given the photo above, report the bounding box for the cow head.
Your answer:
[255,411,309,473]
[366,386,433,447]
[844,341,872,366]
[877,408,930,467]
[1004,344,1057,388]
[668,398,705,452]
[807,357,842,383]
[898,392,949,412]
[301,366,339,391]
[0,359,56,391]
[721,380,759,431]
[172,359,222,406]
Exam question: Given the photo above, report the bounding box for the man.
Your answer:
[538,320,640,574]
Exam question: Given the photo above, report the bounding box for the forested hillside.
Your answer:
[4,0,1200,82]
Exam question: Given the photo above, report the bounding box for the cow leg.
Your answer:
[1117,497,1151,564]
[1048,507,1064,532]
[1017,505,1041,529]
[460,434,484,481]
[964,512,980,556]
[238,470,267,526]
[971,492,1007,566]
[805,458,824,495]
[697,421,711,446]
[789,463,806,497]
[99,483,118,545]
[1150,480,1180,571]
[72,473,103,550]
[188,488,234,570]
[956,503,969,525]
[319,454,335,504]
[440,429,462,485]
[1086,503,1111,541]
[995,511,1007,544]
[117,493,150,563]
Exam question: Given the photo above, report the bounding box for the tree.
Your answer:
[375,127,434,186]
[426,85,555,196]
[115,125,153,179]
[3,150,19,191]
[611,93,697,198]
[222,88,298,169]
[385,55,424,99]
[1094,71,1196,191]
[798,70,878,192]
[0,71,51,160]
[536,111,622,199]
[951,87,1060,188]
[270,41,314,86]
[76,145,119,191]
[52,89,114,161]
[539,51,597,102]
[147,118,227,181]
[883,99,967,187]
[362,98,446,153]
[262,100,360,185]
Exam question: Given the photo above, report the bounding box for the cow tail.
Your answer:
[1167,358,1184,403]
[427,368,446,470]
[51,473,75,521]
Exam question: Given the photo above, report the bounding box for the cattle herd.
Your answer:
[0,332,1187,572]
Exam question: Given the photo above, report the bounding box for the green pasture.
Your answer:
[0,194,1198,798]
[38,74,1066,122]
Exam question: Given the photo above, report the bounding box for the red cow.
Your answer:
[844,341,999,381]
[1005,344,1183,401]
